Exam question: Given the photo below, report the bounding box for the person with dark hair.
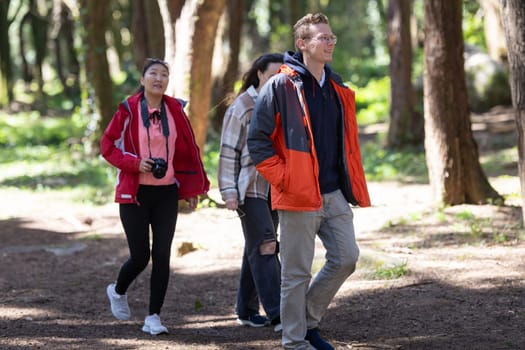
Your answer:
[218,53,284,331]
[100,58,209,335]
[247,14,371,349]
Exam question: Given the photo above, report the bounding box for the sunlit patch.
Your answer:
[0,306,53,319]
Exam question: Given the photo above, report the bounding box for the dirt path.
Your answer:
[1,176,524,350]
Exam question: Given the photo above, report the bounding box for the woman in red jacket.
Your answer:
[100,58,209,335]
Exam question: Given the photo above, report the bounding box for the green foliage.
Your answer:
[371,260,409,280]
[463,0,486,49]
[203,138,220,189]
[0,110,86,147]
[360,142,428,183]
[358,253,410,280]
[81,233,103,241]
[354,76,390,125]
[481,147,518,177]
[194,299,203,311]
[0,111,114,205]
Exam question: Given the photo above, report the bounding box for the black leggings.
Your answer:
[116,184,179,315]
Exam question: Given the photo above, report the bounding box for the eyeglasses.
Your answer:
[306,34,337,45]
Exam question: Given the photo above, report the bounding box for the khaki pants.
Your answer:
[278,190,359,349]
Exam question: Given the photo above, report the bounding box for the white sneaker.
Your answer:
[142,314,168,335]
[106,283,131,320]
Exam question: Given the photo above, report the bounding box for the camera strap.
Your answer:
[140,96,169,161]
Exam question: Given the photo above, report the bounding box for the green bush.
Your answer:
[361,142,428,183]
[353,77,390,125]
[0,111,114,205]
[0,110,86,147]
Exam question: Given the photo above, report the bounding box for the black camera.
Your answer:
[150,158,168,179]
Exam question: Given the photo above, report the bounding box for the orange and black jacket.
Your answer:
[247,56,371,211]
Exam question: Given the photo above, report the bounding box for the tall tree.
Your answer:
[212,0,244,131]
[50,0,80,102]
[423,0,502,205]
[19,0,49,112]
[0,0,21,106]
[500,0,525,225]
[188,0,227,150]
[386,0,422,148]
[170,0,227,152]
[158,0,184,96]
[131,0,164,70]
[480,0,507,62]
[81,0,113,153]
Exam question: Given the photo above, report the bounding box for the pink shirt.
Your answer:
[138,104,178,185]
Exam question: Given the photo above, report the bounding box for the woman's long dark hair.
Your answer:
[238,53,284,94]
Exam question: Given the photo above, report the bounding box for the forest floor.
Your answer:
[1,107,524,350]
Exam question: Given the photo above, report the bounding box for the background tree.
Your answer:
[170,0,227,153]
[187,0,227,151]
[80,0,114,153]
[212,0,244,131]
[500,0,525,225]
[50,0,80,102]
[386,0,422,149]
[157,0,184,96]
[0,1,21,107]
[131,0,164,70]
[480,0,507,62]
[19,0,49,112]
[423,0,502,205]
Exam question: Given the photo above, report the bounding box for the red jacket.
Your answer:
[247,64,371,211]
[100,92,209,203]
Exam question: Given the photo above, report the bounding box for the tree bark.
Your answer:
[480,0,508,62]
[30,0,48,111]
[51,0,80,102]
[189,0,227,151]
[386,0,422,148]
[500,0,525,225]
[81,0,113,153]
[171,0,226,153]
[423,0,502,205]
[0,1,12,106]
[213,0,243,131]
[132,0,164,70]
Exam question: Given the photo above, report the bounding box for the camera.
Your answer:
[150,158,168,179]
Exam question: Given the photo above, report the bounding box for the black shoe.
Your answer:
[236,314,268,327]
[305,328,334,350]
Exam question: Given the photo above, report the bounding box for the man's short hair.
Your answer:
[293,13,329,50]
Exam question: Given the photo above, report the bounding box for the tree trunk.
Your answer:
[158,0,185,96]
[423,0,502,205]
[30,0,48,112]
[172,0,226,153]
[131,0,164,70]
[500,0,525,226]
[386,0,422,148]
[480,0,508,62]
[0,0,14,106]
[51,0,80,102]
[213,0,243,132]
[189,0,227,151]
[81,0,113,154]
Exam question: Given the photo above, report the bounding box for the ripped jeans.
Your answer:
[236,197,281,322]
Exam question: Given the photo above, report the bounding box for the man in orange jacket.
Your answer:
[247,13,371,350]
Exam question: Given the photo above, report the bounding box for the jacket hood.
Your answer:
[283,51,334,80]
